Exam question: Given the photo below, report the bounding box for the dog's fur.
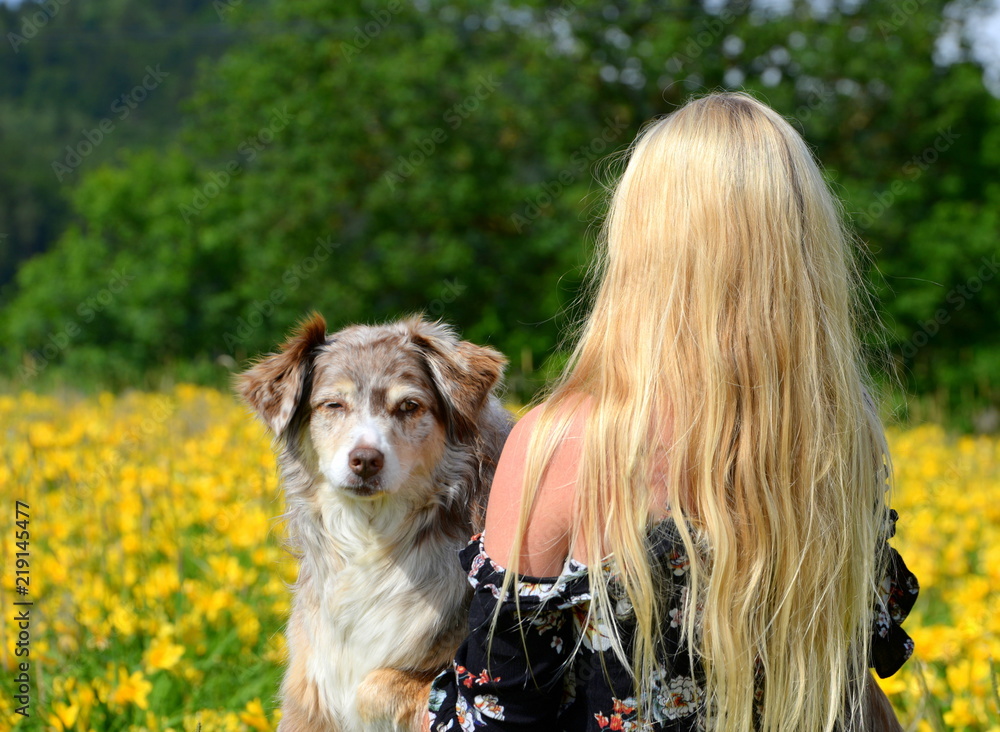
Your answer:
[238,313,512,732]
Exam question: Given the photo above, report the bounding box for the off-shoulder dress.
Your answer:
[428,511,918,731]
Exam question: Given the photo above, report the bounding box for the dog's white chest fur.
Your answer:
[293,489,468,732]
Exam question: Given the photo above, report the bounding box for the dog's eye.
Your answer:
[323,401,344,410]
[398,400,420,414]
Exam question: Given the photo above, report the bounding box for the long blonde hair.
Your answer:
[504,91,892,731]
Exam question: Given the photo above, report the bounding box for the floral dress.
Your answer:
[428,513,919,732]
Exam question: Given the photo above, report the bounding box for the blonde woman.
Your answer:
[425,91,918,731]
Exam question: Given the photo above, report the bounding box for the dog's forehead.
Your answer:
[310,325,434,394]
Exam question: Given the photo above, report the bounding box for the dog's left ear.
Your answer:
[236,312,328,437]
[409,320,507,441]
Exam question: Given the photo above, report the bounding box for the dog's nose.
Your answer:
[348,447,384,479]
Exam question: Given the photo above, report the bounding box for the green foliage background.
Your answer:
[1,0,998,427]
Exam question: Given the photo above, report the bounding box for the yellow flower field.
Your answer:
[0,386,997,731]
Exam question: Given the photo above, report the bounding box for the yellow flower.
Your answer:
[91,676,110,704]
[76,684,97,727]
[108,605,139,638]
[48,701,79,730]
[207,555,258,589]
[180,663,205,685]
[184,709,243,732]
[239,698,272,731]
[121,532,142,555]
[942,696,981,728]
[109,668,153,710]
[875,673,907,696]
[42,553,70,586]
[144,634,185,673]
[191,588,236,623]
[27,421,58,448]
[232,603,261,646]
[139,564,181,602]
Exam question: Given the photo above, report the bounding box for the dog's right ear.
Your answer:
[236,312,328,437]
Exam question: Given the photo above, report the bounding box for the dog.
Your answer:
[237,313,512,732]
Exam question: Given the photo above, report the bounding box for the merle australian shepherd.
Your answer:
[238,313,512,732]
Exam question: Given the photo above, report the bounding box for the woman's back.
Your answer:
[428,91,919,732]
[430,399,916,731]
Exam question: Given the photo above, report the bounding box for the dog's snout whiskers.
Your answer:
[349,447,385,479]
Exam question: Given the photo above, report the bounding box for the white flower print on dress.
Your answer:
[651,675,702,722]
[454,692,482,731]
[667,548,690,576]
[572,605,615,652]
[474,695,505,720]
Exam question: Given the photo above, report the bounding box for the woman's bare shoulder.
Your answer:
[482,396,592,576]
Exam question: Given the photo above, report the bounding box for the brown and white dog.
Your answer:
[238,313,512,732]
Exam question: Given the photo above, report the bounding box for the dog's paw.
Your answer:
[357,668,436,731]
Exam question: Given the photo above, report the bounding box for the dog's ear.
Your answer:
[236,312,328,437]
[408,319,507,441]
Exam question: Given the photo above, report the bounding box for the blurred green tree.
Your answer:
[0,0,235,287]
[1,0,997,422]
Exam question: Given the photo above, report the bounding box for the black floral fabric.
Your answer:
[870,509,920,678]
[428,514,918,731]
